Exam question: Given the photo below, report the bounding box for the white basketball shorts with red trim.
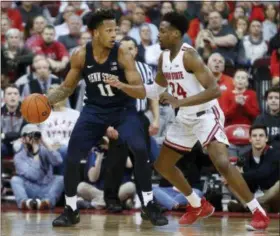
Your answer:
[164,105,229,152]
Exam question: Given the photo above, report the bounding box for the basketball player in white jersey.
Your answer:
[106,12,269,231]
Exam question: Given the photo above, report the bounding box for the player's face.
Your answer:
[96,20,117,49]
[249,129,268,150]
[4,87,20,107]
[158,21,175,50]
[266,92,280,112]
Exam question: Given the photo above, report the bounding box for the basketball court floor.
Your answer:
[1,208,279,236]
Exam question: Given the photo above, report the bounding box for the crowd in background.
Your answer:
[1,1,279,213]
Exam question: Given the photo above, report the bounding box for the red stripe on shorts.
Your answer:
[202,122,220,147]
[164,139,192,152]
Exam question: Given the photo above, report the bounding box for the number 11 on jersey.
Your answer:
[98,83,115,97]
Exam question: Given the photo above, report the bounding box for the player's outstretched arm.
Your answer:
[47,48,84,105]
[178,48,221,107]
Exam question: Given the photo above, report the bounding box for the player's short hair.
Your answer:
[87,9,115,30]
[121,36,138,48]
[265,86,280,100]
[161,12,189,36]
[249,124,268,137]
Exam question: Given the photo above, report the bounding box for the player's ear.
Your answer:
[175,29,181,38]
[93,29,99,38]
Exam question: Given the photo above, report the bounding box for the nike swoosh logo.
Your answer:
[196,208,202,216]
[87,65,93,68]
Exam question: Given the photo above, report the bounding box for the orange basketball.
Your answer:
[21,93,51,124]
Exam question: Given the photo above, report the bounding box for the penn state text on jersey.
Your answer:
[82,42,135,112]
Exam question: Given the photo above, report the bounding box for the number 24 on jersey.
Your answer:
[169,82,187,99]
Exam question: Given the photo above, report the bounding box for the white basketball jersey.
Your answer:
[162,43,218,115]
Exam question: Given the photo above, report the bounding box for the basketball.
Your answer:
[21,93,51,124]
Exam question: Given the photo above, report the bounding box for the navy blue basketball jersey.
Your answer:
[82,42,135,111]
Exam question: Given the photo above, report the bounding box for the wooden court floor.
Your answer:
[1,210,279,236]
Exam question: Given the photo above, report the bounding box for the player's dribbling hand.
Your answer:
[159,92,180,108]
[104,75,123,89]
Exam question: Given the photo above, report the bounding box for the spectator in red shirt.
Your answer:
[1,1,23,31]
[32,25,69,73]
[270,49,280,86]
[220,70,260,126]
[207,53,234,106]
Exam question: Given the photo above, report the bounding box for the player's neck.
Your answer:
[169,42,183,61]
[92,41,111,59]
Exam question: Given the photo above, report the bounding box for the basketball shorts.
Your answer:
[164,105,229,152]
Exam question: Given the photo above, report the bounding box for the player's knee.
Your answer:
[213,157,231,175]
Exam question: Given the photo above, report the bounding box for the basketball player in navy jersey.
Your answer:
[108,12,270,231]
[48,9,167,227]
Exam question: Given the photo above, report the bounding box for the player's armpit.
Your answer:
[47,48,84,105]
[117,46,146,99]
